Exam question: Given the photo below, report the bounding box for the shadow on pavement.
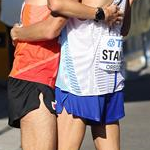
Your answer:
[0,80,8,119]
[0,126,12,136]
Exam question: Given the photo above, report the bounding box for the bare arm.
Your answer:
[48,0,123,24]
[48,0,96,19]
[11,15,67,42]
[11,0,123,42]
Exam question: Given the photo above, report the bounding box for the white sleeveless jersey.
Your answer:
[56,0,127,96]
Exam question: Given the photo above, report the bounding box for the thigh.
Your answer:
[20,93,57,150]
[91,121,120,150]
[57,108,86,150]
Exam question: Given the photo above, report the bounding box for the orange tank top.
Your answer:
[9,4,60,88]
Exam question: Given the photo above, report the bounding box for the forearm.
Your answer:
[48,0,123,26]
[11,15,67,42]
[48,0,97,20]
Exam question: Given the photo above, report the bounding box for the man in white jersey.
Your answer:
[10,0,135,150]
[50,1,135,150]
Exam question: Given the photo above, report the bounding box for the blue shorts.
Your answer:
[55,87,125,125]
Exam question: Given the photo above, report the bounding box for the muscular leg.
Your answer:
[91,121,120,150]
[20,93,57,150]
[57,109,86,150]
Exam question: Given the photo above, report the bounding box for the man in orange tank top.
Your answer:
[10,0,135,150]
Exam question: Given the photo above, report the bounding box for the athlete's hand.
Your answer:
[103,3,124,26]
[10,23,22,46]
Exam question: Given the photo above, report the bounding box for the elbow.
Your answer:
[44,29,60,40]
[44,32,57,40]
[47,0,62,13]
[47,32,60,40]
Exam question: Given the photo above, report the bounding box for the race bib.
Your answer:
[99,35,124,71]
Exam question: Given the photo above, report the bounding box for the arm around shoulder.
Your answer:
[11,15,67,42]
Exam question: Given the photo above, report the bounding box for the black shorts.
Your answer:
[7,77,56,128]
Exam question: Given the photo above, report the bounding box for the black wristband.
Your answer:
[94,7,105,22]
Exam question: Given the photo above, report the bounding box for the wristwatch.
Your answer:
[94,7,105,22]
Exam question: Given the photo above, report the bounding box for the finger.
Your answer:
[12,41,15,46]
[13,23,20,27]
[115,20,121,25]
[117,11,124,17]
[12,40,17,47]
[116,6,120,11]
[109,18,119,27]
[111,5,118,13]
[10,30,17,41]
[116,16,123,22]
[108,21,114,27]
